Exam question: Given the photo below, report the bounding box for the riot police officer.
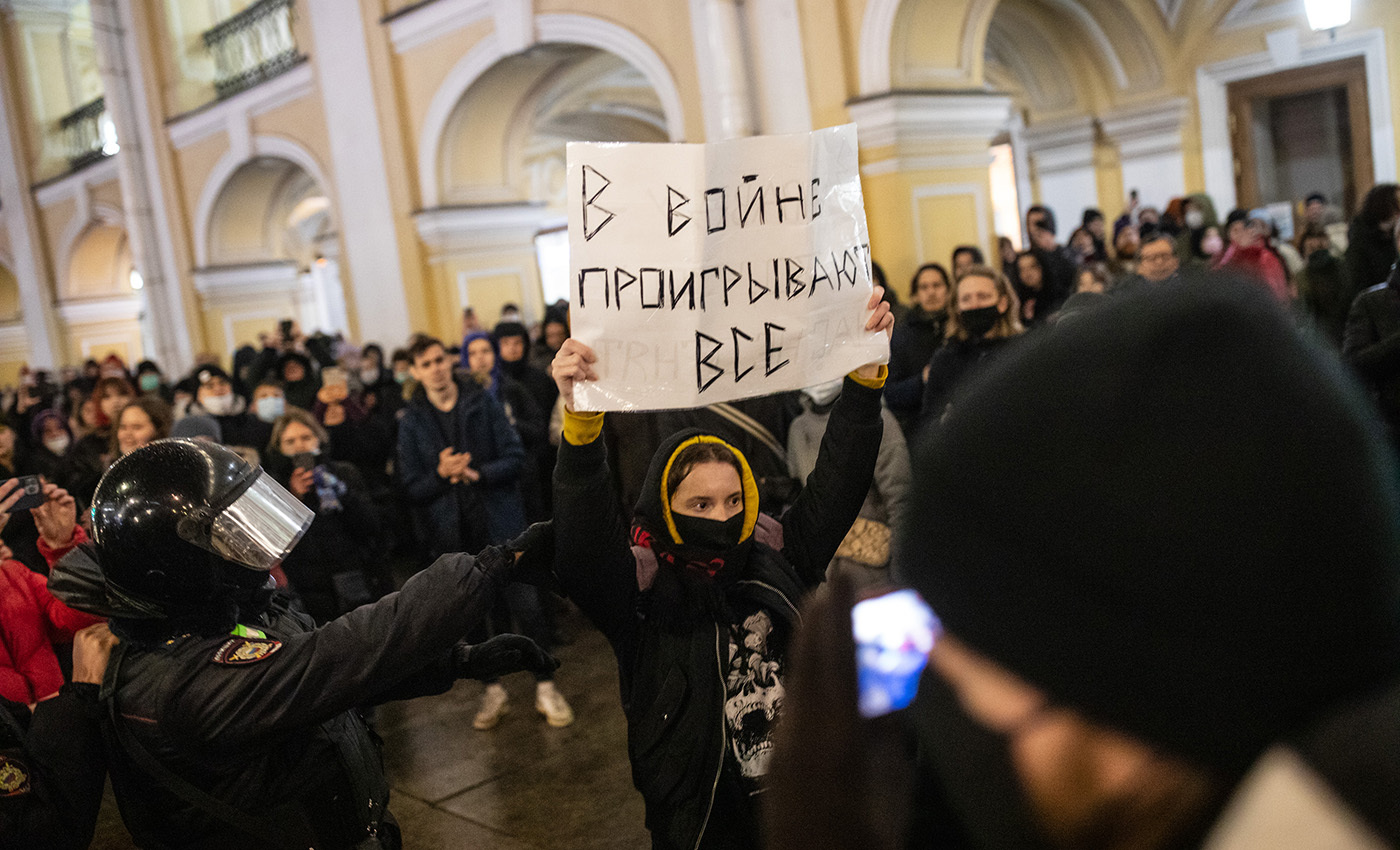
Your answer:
[60,438,555,849]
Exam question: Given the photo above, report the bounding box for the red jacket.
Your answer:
[0,527,103,704]
[1217,242,1289,301]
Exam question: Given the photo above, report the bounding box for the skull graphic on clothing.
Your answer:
[724,609,785,779]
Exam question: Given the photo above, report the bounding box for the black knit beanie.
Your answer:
[897,271,1400,776]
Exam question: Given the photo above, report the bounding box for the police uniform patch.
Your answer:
[0,755,30,796]
[212,637,283,665]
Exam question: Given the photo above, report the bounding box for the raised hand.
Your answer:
[32,482,77,548]
[551,339,598,410]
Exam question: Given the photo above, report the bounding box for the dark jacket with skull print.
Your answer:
[553,372,885,850]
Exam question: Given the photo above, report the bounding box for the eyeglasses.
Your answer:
[1140,252,1176,264]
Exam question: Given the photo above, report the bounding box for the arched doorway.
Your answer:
[197,155,347,355]
[60,223,144,365]
[418,43,671,340]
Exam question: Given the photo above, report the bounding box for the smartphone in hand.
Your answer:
[9,476,46,512]
[852,588,940,717]
[292,452,317,472]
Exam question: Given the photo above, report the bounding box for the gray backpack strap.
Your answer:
[633,545,660,591]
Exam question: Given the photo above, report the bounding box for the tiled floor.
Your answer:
[90,609,651,849]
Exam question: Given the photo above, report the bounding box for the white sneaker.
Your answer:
[473,683,509,730]
[535,681,575,727]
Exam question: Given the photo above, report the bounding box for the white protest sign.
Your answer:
[566,124,887,411]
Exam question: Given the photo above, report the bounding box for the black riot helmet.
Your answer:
[91,439,314,614]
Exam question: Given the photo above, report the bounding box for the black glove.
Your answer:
[452,634,559,681]
[504,521,557,590]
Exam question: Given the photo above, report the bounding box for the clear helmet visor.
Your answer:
[207,471,314,571]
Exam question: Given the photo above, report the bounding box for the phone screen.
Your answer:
[9,476,45,512]
[852,588,940,717]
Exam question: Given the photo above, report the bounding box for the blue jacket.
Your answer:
[397,375,527,553]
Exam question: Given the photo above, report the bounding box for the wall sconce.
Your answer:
[1304,0,1351,33]
[129,269,144,291]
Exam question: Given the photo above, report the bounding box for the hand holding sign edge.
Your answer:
[551,339,599,412]
[856,285,894,380]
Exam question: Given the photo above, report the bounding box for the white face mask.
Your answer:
[202,393,235,416]
[1202,234,1225,256]
[254,396,285,423]
[44,434,71,455]
[1185,209,1205,230]
[359,367,381,385]
[803,378,845,407]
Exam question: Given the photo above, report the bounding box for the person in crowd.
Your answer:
[1295,225,1350,348]
[62,376,134,510]
[922,265,1025,427]
[133,360,172,402]
[765,274,1400,850]
[530,305,571,373]
[1025,208,1077,304]
[1117,230,1183,293]
[1066,226,1097,265]
[1304,190,1349,252]
[1073,262,1111,295]
[787,377,908,590]
[1137,204,1162,231]
[56,437,557,848]
[357,343,405,424]
[1345,183,1400,300]
[887,263,951,436]
[1187,224,1225,269]
[23,411,72,483]
[265,409,390,623]
[0,425,14,478]
[312,372,395,493]
[1014,250,1063,325]
[1177,192,1221,261]
[1343,220,1400,444]
[170,413,222,443]
[464,330,547,514]
[0,479,103,710]
[250,379,287,426]
[548,284,893,850]
[493,322,559,432]
[1217,209,1288,300]
[1110,221,1141,281]
[872,262,907,323]
[185,365,269,461]
[397,336,573,728]
[111,397,172,459]
[996,236,1020,287]
[0,620,115,850]
[950,246,983,280]
[1083,208,1108,256]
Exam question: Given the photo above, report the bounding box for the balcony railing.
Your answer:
[57,96,117,171]
[202,0,301,101]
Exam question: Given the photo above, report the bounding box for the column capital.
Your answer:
[1022,115,1096,174]
[847,91,1013,175]
[414,202,558,258]
[1099,97,1191,159]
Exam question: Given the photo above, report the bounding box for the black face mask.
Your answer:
[960,305,1002,339]
[911,670,1054,850]
[671,512,745,549]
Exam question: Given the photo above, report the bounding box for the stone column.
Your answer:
[302,0,413,346]
[687,0,756,140]
[0,26,62,368]
[847,92,1013,279]
[89,0,195,372]
[1023,116,1099,229]
[1100,98,1190,211]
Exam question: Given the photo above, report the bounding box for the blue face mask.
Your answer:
[138,373,161,392]
[254,395,286,423]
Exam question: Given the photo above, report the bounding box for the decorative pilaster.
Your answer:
[89,0,195,372]
[1022,116,1099,229]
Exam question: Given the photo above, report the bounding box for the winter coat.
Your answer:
[920,336,1017,427]
[266,455,389,623]
[787,397,909,585]
[397,374,526,554]
[1344,218,1398,301]
[1216,242,1289,301]
[1343,269,1400,435]
[185,397,272,457]
[886,307,947,435]
[1295,250,1351,348]
[552,373,885,850]
[0,530,102,704]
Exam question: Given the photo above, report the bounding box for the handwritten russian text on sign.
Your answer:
[566,125,887,411]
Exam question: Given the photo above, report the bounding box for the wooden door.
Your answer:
[1227,56,1372,215]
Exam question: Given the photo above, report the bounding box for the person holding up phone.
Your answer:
[548,287,893,850]
[0,479,103,710]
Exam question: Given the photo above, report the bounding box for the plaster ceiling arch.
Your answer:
[436,44,668,207]
[205,156,333,268]
[64,222,131,300]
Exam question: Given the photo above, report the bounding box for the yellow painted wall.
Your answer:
[63,318,142,366]
[798,0,857,132]
[0,265,20,320]
[862,165,999,292]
